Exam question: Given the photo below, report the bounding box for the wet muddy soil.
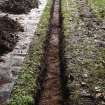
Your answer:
[0,15,23,55]
[0,0,47,104]
[37,0,62,104]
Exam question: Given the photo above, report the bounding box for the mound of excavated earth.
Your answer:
[0,0,47,104]
[0,15,23,55]
[0,0,39,14]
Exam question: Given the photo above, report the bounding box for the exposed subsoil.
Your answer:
[0,15,23,55]
[0,0,39,14]
[37,0,62,104]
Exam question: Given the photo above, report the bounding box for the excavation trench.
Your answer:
[36,0,62,105]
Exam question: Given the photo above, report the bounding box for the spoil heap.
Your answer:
[0,0,39,14]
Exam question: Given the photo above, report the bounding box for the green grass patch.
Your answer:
[61,0,71,36]
[88,0,105,19]
[61,0,80,103]
[9,0,52,105]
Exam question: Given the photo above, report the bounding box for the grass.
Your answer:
[61,0,80,103]
[62,0,105,104]
[88,0,105,19]
[9,0,52,105]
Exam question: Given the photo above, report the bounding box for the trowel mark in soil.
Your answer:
[37,0,62,104]
[0,15,24,56]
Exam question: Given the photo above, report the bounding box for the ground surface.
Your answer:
[0,0,47,105]
[88,0,105,19]
[62,0,105,104]
[1,0,105,105]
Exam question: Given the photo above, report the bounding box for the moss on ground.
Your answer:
[9,0,52,105]
[88,0,105,19]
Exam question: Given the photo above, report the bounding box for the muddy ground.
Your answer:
[0,0,39,55]
[0,0,47,104]
[0,0,39,14]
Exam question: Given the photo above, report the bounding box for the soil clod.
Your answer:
[0,0,39,14]
[0,15,24,55]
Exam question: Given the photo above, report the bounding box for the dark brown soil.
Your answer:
[0,15,23,32]
[0,0,39,14]
[38,0,62,104]
[0,15,24,55]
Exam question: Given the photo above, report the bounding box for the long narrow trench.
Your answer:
[38,0,62,105]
